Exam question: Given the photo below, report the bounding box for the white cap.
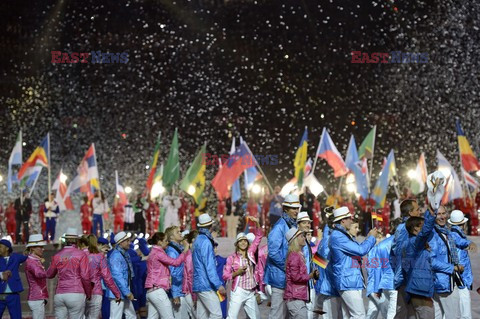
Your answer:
[282,194,302,209]
[26,234,47,248]
[197,214,214,228]
[297,211,312,222]
[285,227,303,243]
[246,233,255,244]
[333,206,352,223]
[64,227,80,239]
[448,210,469,225]
[114,231,130,244]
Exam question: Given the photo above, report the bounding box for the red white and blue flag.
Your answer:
[116,170,128,205]
[65,144,100,199]
[316,128,348,177]
[52,169,74,211]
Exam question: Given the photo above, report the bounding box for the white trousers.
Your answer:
[306,288,315,319]
[197,290,223,319]
[269,287,287,319]
[147,288,174,319]
[287,299,308,319]
[85,294,102,319]
[366,290,398,319]
[433,286,460,319]
[110,298,136,319]
[314,294,343,319]
[227,287,260,319]
[184,294,197,319]
[54,293,86,319]
[340,290,366,319]
[28,300,45,319]
[458,288,471,319]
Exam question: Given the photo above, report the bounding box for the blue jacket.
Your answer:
[315,224,338,296]
[303,240,314,289]
[192,232,223,292]
[366,236,394,296]
[166,243,185,298]
[450,226,472,289]
[428,227,456,293]
[0,253,28,293]
[106,246,134,299]
[392,221,407,288]
[264,217,292,289]
[330,225,376,291]
[403,210,437,297]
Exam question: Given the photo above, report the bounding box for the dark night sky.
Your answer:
[1,0,479,206]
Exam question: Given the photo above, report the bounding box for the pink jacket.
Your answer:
[25,254,48,301]
[284,251,310,301]
[47,246,92,298]
[223,228,263,292]
[145,245,186,290]
[255,244,268,292]
[182,250,193,295]
[89,253,121,297]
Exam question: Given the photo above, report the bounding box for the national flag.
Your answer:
[462,168,479,190]
[345,135,368,199]
[53,169,74,211]
[316,128,348,178]
[163,129,179,191]
[411,153,428,195]
[313,253,329,269]
[116,170,128,205]
[456,120,480,172]
[358,126,376,160]
[372,150,395,208]
[230,138,241,203]
[146,133,161,193]
[7,130,22,193]
[66,144,100,198]
[294,127,308,188]
[211,139,257,200]
[371,211,378,219]
[304,158,313,176]
[437,150,462,204]
[244,166,260,192]
[180,144,207,205]
[371,211,383,222]
[217,291,225,302]
[17,134,49,180]
[20,166,43,196]
[303,174,324,197]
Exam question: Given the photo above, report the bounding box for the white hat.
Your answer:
[235,232,248,244]
[197,213,214,228]
[26,234,47,248]
[448,210,469,225]
[297,211,312,222]
[181,230,190,237]
[64,227,80,239]
[246,233,256,244]
[333,206,353,223]
[114,231,131,244]
[285,227,304,243]
[282,194,302,209]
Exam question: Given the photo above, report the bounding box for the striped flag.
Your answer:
[456,120,480,172]
[146,133,161,193]
[411,153,428,195]
[52,169,74,211]
[7,130,22,193]
[17,134,49,180]
[65,144,100,199]
[116,170,128,205]
[462,168,479,190]
[316,127,348,178]
[294,127,308,188]
[313,253,329,269]
[437,150,462,203]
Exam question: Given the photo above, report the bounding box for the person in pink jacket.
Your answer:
[284,227,319,319]
[223,217,263,319]
[145,231,188,319]
[47,227,92,319]
[182,230,198,319]
[255,244,268,297]
[25,234,48,319]
[78,234,121,319]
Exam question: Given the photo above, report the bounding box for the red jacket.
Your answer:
[80,203,92,222]
[284,251,310,301]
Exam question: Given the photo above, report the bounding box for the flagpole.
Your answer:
[368,125,376,192]
[241,137,275,194]
[456,134,471,204]
[47,133,51,199]
[19,130,23,205]
[311,128,325,174]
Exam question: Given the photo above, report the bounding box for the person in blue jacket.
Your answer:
[448,210,476,319]
[214,242,228,319]
[193,213,226,319]
[0,239,27,319]
[428,205,465,319]
[365,231,396,319]
[329,206,377,319]
[315,207,343,319]
[402,208,437,318]
[165,225,190,319]
[129,238,148,319]
[264,193,301,319]
[391,198,422,318]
